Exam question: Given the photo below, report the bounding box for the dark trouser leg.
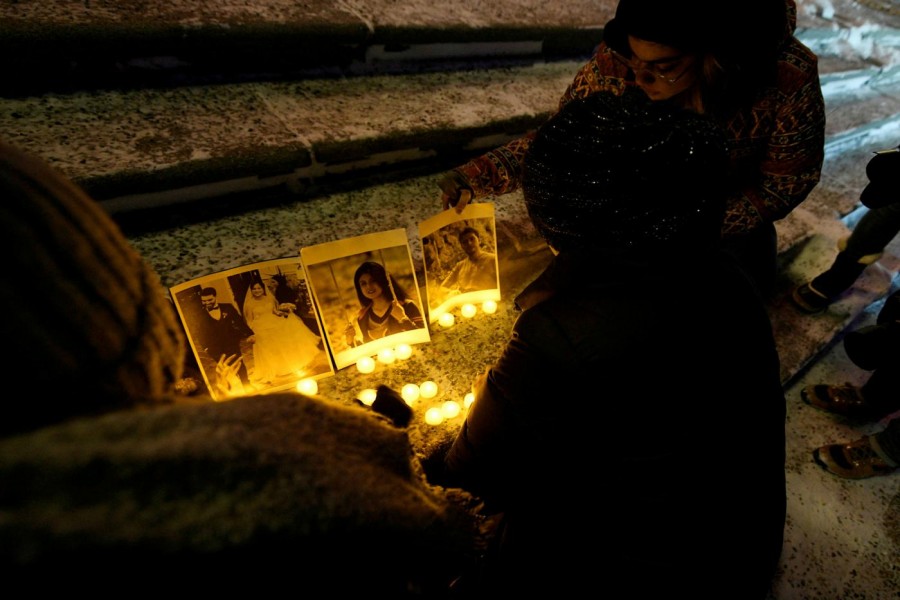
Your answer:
[808,253,869,298]
[878,288,900,325]
[722,222,777,299]
[860,368,900,417]
[811,202,900,298]
[871,418,900,466]
[843,202,900,258]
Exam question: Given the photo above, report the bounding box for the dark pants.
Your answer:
[851,288,900,463]
[723,222,778,299]
[873,419,900,465]
[848,289,900,417]
[844,202,900,260]
[861,368,900,416]
[812,202,900,297]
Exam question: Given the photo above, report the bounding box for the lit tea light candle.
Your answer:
[439,313,455,328]
[296,378,318,395]
[464,392,475,409]
[358,388,377,406]
[425,407,444,426]
[461,303,477,318]
[401,383,420,404]
[419,380,438,399]
[482,300,498,314]
[395,344,413,360]
[441,400,461,419]
[377,348,396,364]
[357,356,376,374]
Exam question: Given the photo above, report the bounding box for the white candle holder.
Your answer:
[358,388,377,406]
[296,378,318,395]
[401,383,420,404]
[357,356,376,374]
[425,407,444,426]
[419,380,439,398]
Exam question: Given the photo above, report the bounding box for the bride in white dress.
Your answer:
[242,280,321,385]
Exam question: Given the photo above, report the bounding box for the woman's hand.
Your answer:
[438,171,474,213]
[472,369,489,397]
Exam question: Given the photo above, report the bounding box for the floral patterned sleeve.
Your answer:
[452,44,630,200]
[720,38,826,238]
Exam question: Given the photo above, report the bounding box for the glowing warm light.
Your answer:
[464,392,475,409]
[482,300,498,314]
[461,303,477,318]
[395,344,413,360]
[356,356,376,374]
[441,400,461,418]
[439,313,455,328]
[419,380,439,399]
[401,383,420,404]
[425,407,444,426]
[377,348,396,364]
[358,388,377,406]
[296,378,318,395]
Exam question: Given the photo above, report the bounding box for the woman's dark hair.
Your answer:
[353,261,410,306]
[703,0,788,116]
[603,0,789,115]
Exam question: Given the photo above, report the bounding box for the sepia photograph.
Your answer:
[170,257,333,401]
[301,229,431,370]
[419,203,501,322]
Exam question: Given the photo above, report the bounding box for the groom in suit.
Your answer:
[197,286,255,386]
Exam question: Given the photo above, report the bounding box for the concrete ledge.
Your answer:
[1,59,579,208]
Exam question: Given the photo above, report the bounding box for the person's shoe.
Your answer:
[813,436,899,479]
[791,281,833,313]
[801,384,875,419]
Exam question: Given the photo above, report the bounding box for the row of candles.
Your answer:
[297,375,476,426]
[356,387,476,425]
[294,300,498,424]
[437,299,497,328]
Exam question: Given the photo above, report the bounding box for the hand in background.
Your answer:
[215,353,245,398]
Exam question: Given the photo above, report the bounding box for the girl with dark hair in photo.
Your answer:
[345,261,424,347]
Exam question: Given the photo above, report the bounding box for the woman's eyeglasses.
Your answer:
[605,47,694,85]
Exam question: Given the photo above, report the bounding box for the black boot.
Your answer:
[877,288,900,325]
[811,251,869,295]
[792,251,872,313]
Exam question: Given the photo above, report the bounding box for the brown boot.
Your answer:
[813,436,899,479]
[800,384,877,419]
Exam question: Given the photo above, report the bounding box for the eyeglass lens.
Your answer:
[608,49,683,85]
